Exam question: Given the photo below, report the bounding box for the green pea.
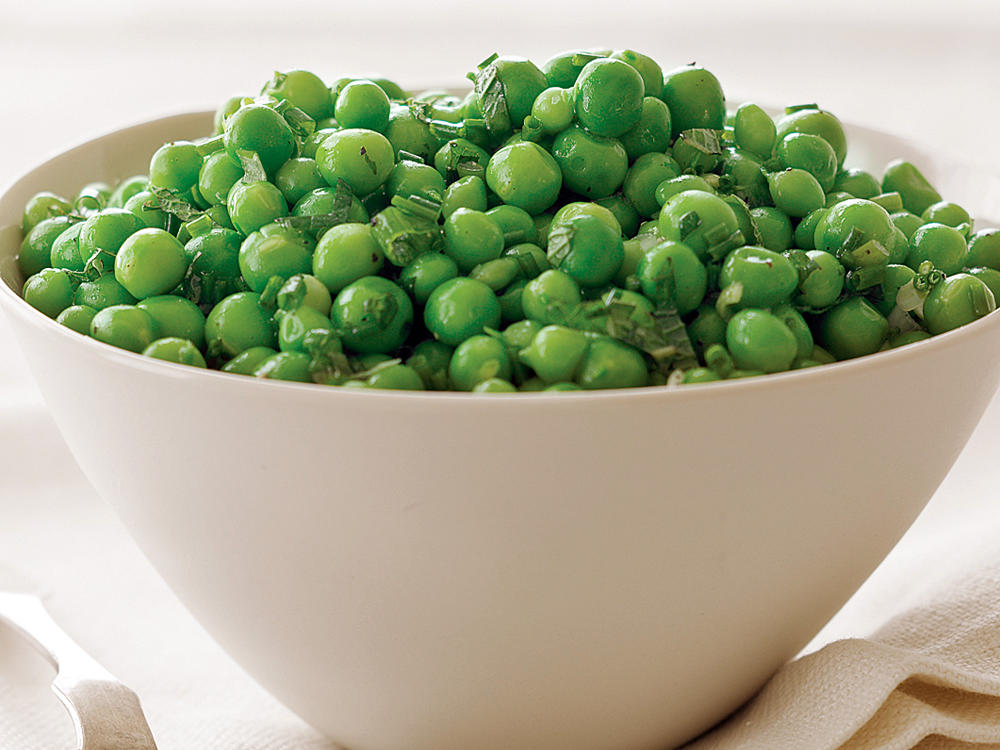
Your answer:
[433,138,490,183]
[609,49,663,101]
[227,180,289,236]
[331,276,413,354]
[443,208,504,273]
[574,58,644,138]
[886,330,932,349]
[369,77,407,102]
[635,240,707,314]
[658,190,740,262]
[292,186,369,224]
[74,273,137,310]
[111,176,151,207]
[655,175,715,207]
[213,95,244,135]
[423,277,501,346]
[963,267,1000,303]
[312,222,384,294]
[115,180,156,214]
[922,273,996,335]
[278,304,335,353]
[90,304,158,353]
[405,339,454,390]
[224,104,296,176]
[315,128,395,196]
[624,153,681,218]
[887,225,910,264]
[530,87,575,134]
[482,204,536,248]
[22,191,72,234]
[720,149,770,208]
[906,222,967,274]
[149,140,202,195]
[182,227,245,306]
[672,129,723,174]
[205,292,277,359]
[832,168,880,199]
[261,69,334,120]
[825,191,854,208]
[550,125,628,200]
[386,161,446,203]
[547,213,624,288]
[56,304,98,335]
[385,103,440,162]
[967,229,1000,270]
[492,56,548,127]
[278,273,332,316]
[575,337,648,389]
[766,168,825,218]
[687,303,727,354]
[733,103,776,160]
[74,182,111,216]
[143,337,207,368]
[19,216,78,276]
[719,246,799,309]
[334,80,391,133]
[682,368,722,384]
[815,198,895,256]
[881,159,941,216]
[221,346,277,375]
[485,142,562,215]
[363,363,424,390]
[595,195,639,237]
[771,303,813,359]
[521,268,581,325]
[775,133,837,191]
[890,210,924,241]
[469,257,522,293]
[239,223,314,292]
[774,107,847,166]
[725,309,797,373]
[77,208,145,266]
[441,175,488,218]
[661,65,726,138]
[114,228,187,299]
[302,128,338,160]
[473,378,518,393]
[22,268,75,319]
[123,190,172,230]
[795,249,845,309]
[874,264,916,316]
[519,324,590,383]
[136,295,206,348]
[794,208,827,250]
[921,201,970,229]
[253,351,313,382]
[448,334,513,391]
[750,207,793,251]
[818,297,889,359]
[396,253,456,305]
[542,49,606,89]
[618,97,672,161]
[273,158,326,207]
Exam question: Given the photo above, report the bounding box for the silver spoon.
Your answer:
[0,591,158,750]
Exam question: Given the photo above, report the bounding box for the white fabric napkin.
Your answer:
[686,512,1000,750]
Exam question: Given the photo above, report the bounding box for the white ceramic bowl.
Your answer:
[3,112,1000,750]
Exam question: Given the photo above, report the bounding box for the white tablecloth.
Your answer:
[2,2,1000,747]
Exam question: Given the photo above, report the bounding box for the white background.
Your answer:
[2,2,1000,748]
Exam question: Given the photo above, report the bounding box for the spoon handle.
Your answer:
[0,591,158,750]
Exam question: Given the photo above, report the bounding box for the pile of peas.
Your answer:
[16,51,1000,391]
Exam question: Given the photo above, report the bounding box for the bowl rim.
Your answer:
[2,108,999,405]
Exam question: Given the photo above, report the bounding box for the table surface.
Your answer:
[2,2,1000,747]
